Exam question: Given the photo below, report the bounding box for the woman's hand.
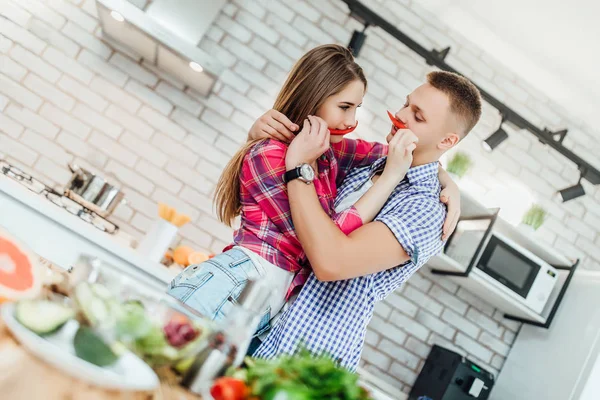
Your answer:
[438,167,461,241]
[285,116,330,170]
[381,129,418,182]
[247,109,298,143]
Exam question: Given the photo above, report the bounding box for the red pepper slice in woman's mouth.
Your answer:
[329,122,358,135]
[387,110,407,129]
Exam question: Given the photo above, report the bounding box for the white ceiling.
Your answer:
[418,0,600,136]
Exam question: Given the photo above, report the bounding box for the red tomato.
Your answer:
[210,377,249,400]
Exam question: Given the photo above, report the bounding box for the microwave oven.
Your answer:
[444,219,558,314]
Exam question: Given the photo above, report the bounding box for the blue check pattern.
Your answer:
[253,158,447,371]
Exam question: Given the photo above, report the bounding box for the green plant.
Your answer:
[522,205,547,230]
[447,152,472,178]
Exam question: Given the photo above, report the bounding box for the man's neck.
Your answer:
[411,151,441,168]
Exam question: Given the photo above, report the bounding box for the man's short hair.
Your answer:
[427,71,482,137]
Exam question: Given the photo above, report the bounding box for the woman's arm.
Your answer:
[349,131,418,224]
[437,165,461,240]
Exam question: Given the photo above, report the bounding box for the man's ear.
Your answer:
[438,132,460,150]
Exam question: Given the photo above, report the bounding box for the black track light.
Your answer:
[348,24,369,56]
[559,175,585,202]
[482,126,509,152]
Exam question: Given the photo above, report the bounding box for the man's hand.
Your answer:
[381,129,418,182]
[247,109,299,143]
[285,116,330,170]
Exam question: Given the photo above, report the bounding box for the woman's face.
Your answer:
[316,79,365,144]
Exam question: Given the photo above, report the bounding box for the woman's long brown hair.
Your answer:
[214,44,367,226]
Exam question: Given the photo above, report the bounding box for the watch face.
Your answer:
[300,164,315,181]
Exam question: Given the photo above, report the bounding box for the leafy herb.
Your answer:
[243,349,373,400]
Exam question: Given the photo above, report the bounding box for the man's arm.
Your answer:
[288,178,407,281]
[289,178,445,281]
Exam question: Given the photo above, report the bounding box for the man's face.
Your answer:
[386,83,455,155]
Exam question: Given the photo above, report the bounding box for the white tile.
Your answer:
[14,0,66,29]
[0,133,39,166]
[88,131,138,168]
[105,106,154,140]
[20,129,71,164]
[0,17,46,54]
[0,113,25,138]
[2,2,32,27]
[35,156,72,186]
[9,45,61,83]
[78,49,128,87]
[105,160,154,195]
[42,46,93,84]
[151,133,199,167]
[125,80,172,115]
[171,108,218,143]
[23,73,75,112]
[40,103,91,139]
[57,76,108,111]
[221,36,267,70]
[0,54,27,81]
[109,53,158,87]
[46,0,97,32]
[137,106,186,140]
[236,10,279,44]
[4,104,60,139]
[0,74,43,111]
[119,132,168,167]
[202,109,248,144]
[62,21,112,59]
[165,161,211,195]
[155,82,203,116]
[72,103,122,139]
[90,77,142,114]
[27,18,79,58]
[134,159,182,194]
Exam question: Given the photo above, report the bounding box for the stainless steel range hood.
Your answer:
[96,0,225,96]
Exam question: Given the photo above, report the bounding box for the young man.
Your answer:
[250,71,483,370]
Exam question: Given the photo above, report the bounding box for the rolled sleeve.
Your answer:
[371,196,446,300]
[332,205,363,235]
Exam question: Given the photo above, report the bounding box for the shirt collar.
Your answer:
[370,157,439,184]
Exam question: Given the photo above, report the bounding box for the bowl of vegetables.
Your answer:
[67,255,214,369]
[9,255,214,376]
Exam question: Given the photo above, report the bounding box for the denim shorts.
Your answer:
[167,248,272,336]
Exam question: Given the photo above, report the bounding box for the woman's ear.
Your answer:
[438,133,460,150]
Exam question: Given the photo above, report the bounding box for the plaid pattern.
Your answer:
[227,139,387,299]
[254,159,446,371]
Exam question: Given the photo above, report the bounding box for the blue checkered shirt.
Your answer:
[253,158,446,371]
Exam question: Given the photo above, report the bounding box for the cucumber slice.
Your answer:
[74,326,118,367]
[15,300,75,335]
[73,283,111,326]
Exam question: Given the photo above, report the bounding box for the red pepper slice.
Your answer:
[329,121,358,135]
[387,110,407,129]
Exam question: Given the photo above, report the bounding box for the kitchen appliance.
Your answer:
[95,0,225,97]
[65,163,126,218]
[444,217,558,314]
[409,345,495,400]
[0,160,118,234]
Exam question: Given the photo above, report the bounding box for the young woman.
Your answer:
[168,45,459,341]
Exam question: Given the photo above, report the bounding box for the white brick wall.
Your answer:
[2,0,599,393]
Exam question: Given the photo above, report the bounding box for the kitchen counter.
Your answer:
[0,174,177,289]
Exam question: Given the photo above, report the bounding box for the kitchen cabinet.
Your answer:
[491,270,600,400]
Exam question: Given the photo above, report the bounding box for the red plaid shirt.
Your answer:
[226,138,388,299]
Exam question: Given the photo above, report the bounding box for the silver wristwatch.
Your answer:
[283,163,315,184]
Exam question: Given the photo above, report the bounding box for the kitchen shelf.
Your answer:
[427,254,577,325]
[427,191,578,329]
